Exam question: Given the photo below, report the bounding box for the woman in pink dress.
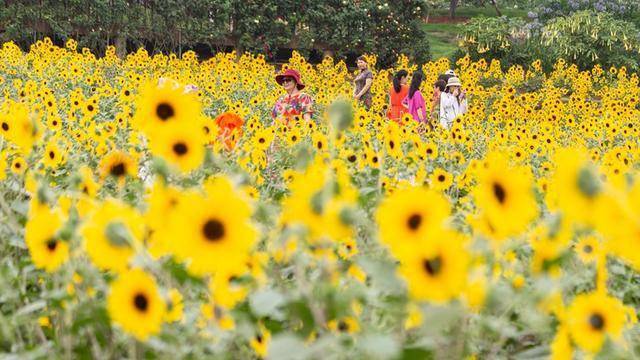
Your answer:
[402,71,428,125]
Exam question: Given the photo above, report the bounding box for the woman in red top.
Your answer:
[387,70,409,123]
[271,69,314,124]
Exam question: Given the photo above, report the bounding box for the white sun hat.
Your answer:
[445,76,462,88]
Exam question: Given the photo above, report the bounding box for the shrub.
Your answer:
[541,10,640,71]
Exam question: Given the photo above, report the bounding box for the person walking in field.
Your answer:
[387,69,409,123]
[353,56,374,108]
[439,76,467,129]
[402,71,428,125]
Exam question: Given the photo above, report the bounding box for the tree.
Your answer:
[0,0,431,65]
[450,0,458,19]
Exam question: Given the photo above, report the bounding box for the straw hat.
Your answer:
[446,76,462,88]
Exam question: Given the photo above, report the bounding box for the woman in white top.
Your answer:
[439,76,468,129]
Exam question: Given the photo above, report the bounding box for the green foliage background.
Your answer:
[0,0,431,66]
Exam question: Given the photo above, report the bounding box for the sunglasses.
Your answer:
[281,77,295,84]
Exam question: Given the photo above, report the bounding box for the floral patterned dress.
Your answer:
[271,92,314,123]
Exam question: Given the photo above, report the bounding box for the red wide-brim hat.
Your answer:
[275,68,305,90]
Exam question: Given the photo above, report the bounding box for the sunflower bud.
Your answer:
[328,99,353,132]
[105,222,132,248]
[577,166,600,198]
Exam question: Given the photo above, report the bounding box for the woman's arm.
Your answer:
[459,98,468,114]
[439,94,447,121]
[419,93,428,122]
[301,94,314,122]
[355,77,373,99]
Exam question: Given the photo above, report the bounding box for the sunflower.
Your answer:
[0,151,7,181]
[164,288,184,323]
[430,168,453,191]
[530,237,567,276]
[10,156,26,175]
[550,326,573,360]
[398,229,469,303]
[423,143,438,160]
[2,101,40,152]
[145,181,182,259]
[473,152,537,241]
[42,140,64,168]
[249,324,271,358]
[311,131,327,152]
[377,186,451,259]
[82,199,145,272]
[209,271,249,309]
[148,123,205,173]
[107,269,165,341]
[167,178,256,276]
[566,291,628,353]
[77,166,99,197]
[574,235,601,264]
[328,316,360,334]
[552,148,603,226]
[135,80,200,129]
[25,206,69,272]
[99,150,137,183]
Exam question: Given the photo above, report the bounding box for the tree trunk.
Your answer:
[234,38,243,61]
[490,0,502,16]
[115,34,127,58]
[450,0,458,19]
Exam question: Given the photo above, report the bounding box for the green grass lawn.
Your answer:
[423,23,462,60]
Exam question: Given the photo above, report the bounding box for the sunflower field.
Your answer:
[2,37,640,359]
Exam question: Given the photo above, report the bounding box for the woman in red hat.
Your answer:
[271,68,314,124]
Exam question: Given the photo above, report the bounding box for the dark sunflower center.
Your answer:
[493,182,506,204]
[46,238,58,251]
[389,141,395,149]
[202,219,225,242]
[156,103,175,120]
[338,320,348,332]
[110,162,126,177]
[133,293,149,312]
[259,138,265,144]
[256,334,263,343]
[49,151,55,159]
[438,175,445,182]
[172,142,188,156]
[423,256,443,276]
[589,313,605,331]
[407,213,422,231]
[1,122,9,131]
[347,155,357,162]
[584,245,593,254]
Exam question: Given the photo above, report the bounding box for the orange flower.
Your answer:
[214,112,244,150]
